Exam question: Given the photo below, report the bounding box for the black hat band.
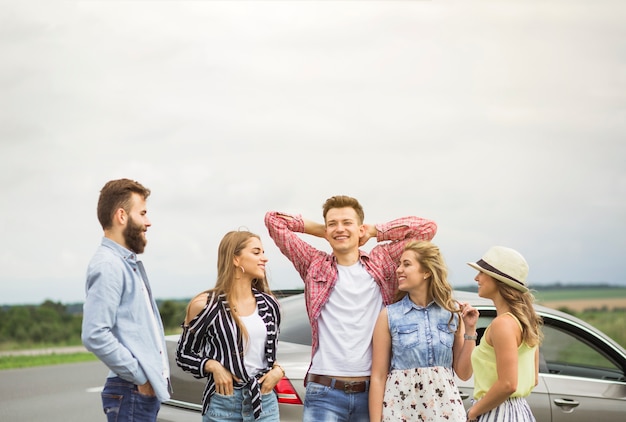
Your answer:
[476,259,525,288]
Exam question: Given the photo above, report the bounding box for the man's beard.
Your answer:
[123,216,147,254]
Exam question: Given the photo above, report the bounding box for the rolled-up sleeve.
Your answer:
[264,211,317,280]
[376,216,437,243]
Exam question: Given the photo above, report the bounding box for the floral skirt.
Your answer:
[382,366,465,421]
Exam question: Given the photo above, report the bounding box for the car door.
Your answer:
[539,319,626,422]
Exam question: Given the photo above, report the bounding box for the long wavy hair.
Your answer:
[188,230,273,343]
[394,241,458,327]
[497,283,544,347]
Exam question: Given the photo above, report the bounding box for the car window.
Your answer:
[541,324,625,381]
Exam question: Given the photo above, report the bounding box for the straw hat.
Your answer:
[467,246,529,293]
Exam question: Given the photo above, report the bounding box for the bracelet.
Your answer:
[272,363,285,377]
[464,333,478,341]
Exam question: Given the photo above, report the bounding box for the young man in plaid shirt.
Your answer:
[265,195,437,422]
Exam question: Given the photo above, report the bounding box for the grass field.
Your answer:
[0,352,98,370]
[532,287,626,348]
[535,287,626,312]
[539,297,626,312]
[535,287,626,302]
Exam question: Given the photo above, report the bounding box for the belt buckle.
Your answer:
[343,381,361,394]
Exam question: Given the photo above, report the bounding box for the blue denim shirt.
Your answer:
[81,237,171,402]
[387,295,458,370]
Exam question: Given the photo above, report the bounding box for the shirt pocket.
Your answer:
[437,322,456,348]
[396,324,420,348]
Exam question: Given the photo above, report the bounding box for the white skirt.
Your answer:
[475,396,536,422]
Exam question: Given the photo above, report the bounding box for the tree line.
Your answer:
[0,290,303,348]
[0,299,189,347]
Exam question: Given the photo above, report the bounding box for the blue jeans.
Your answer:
[101,376,160,422]
[302,381,369,422]
[203,389,279,422]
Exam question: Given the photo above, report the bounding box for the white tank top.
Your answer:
[240,307,268,377]
[310,261,383,376]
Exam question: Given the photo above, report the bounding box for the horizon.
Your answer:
[3,280,625,307]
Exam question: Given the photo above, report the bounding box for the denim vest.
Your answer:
[387,295,458,370]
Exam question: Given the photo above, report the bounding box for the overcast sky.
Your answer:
[1,0,624,305]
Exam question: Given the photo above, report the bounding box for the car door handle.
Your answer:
[554,398,580,412]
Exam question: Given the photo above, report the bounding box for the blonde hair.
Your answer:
[498,283,544,347]
[188,231,272,343]
[395,241,458,326]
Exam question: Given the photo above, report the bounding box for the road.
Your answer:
[0,360,108,422]
[0,359,197,422]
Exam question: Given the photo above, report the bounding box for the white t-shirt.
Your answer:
[240,307,268,377]
[310,261,383,376]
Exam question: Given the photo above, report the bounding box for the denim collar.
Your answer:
[400,294,437,314]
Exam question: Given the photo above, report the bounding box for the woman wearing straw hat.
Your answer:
[465,246,543,422]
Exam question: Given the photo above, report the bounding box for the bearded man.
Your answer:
[82,178,171,422]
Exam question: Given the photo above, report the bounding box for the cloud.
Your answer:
[0,0,625,304]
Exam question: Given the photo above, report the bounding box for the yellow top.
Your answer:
[471,312,536,399]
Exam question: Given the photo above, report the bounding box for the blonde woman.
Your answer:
[176,231,283,422]
[369,241,479,421]
[466,246,543,422]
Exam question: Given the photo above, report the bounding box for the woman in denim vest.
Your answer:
[369,241,479,421]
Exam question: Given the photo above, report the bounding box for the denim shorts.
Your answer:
[203,389,279,422]
[101,376,160,422]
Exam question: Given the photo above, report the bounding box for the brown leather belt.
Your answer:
[306,374,369,393]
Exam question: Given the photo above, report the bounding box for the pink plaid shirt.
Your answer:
[264,212,437,356]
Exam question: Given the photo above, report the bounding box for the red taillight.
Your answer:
[273,377,303,405]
